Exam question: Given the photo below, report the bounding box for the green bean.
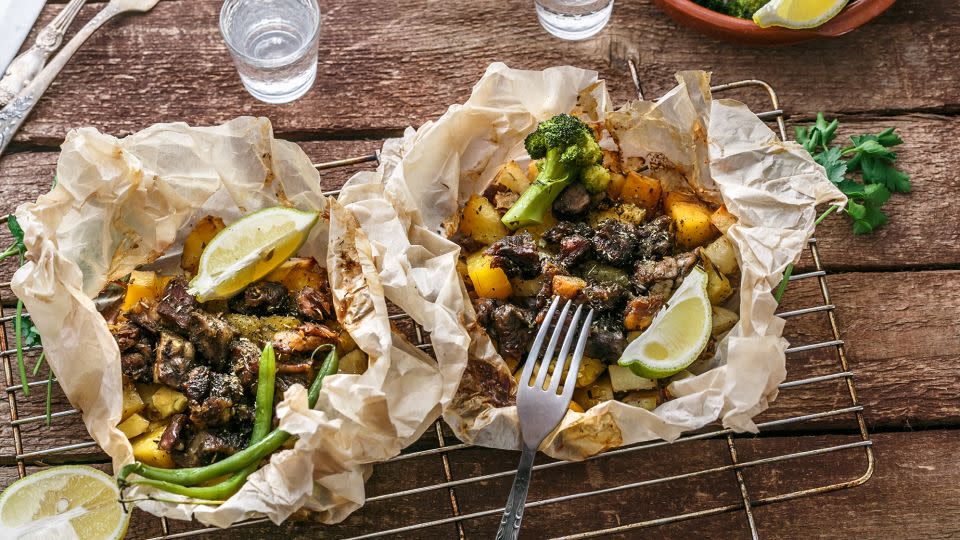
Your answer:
[120,347,338,487]
[251,342,277,442]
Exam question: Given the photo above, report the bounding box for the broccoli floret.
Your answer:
[502,114,604,229]
[581,164,611,195]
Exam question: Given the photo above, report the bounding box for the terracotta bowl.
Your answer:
[651,0,897,46]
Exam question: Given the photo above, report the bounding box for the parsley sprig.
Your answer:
[796,113,910,235]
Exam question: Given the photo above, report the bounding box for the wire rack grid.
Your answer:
[0,67,873,539]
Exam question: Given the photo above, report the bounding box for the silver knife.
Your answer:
[0,0,47,75]
[0,0,87,106]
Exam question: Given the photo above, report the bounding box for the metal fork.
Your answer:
[0,0,88,106]
[496,297,594,540]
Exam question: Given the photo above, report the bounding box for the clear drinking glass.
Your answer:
[219,0,321,104]
[534,0,614,40]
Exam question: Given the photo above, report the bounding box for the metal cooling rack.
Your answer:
[0,65,873,539]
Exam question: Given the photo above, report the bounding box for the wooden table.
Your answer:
[1,1,957,538]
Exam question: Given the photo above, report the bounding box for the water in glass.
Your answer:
[534,0,614,40]
[220,0,321,104]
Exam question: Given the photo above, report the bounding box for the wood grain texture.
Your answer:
[2,430,952,539]
[8,0,960,146]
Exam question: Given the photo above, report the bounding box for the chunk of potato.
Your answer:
[337,330,358,355]
[339,349,369,375]
[568,401,585,413]
[606,172,627,200]
[181,215,226,275]
[711,205,737,234]
[662,190,698,211]
[621,172,662,211]
[121,270,158,312]
[494,161,531,194]
[510,276,543,298]
[701,236,738,276]
[147,386,188,419]
[460,195,509,245]
[669,201,719,249]
[620,390,658,411]
[552,275,586,300]
[711,306,739,337]
[573,373,614,410]
[131,425,175,468]
[122,380,145,421]
[466,252,512,299]
[118,413,150,439]
[576,356,606,388]
[704,257,734,305]
[609,365,657,393]
[264,257,325,292]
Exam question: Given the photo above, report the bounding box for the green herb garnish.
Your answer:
[796,113,910,235]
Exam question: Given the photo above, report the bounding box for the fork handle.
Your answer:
[496,444,536,540]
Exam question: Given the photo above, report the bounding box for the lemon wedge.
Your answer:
[188,206,319,301]
[617,267,712,379]
[0,466,131,540]
[753,0,848,29]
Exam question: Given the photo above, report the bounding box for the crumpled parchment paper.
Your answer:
[11,117,447,527]
[338,63,846,460]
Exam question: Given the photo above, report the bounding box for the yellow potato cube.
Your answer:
[510,276,544,298]
[264,257,325,292]
[568,401,585,413]
[576,356,606,388]
[466,252,512,299]
[669,201,718,249]
[711,306,739,337]
[621,172,662,211]
[494,161,531,194]
[620,390,659,411]
[527,161,539,182]
[121,381,144,421]
[573,373,614,410]
[701,236,738,276]
[121,270,158,312]
[339,349,369,375]
[460,195,508,245]
[704,259,734,305]
[117,413,150,439]
[150,387,188,419]
[131,425,175,468]
[606,172,627,200]
[180,215,226,275]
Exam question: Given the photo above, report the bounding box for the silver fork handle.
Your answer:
[496,444,537,540]
[0,0,88,106]
[0,0,122,156]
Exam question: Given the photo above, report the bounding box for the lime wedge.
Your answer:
[0,466,130,540]
[617,267,712,379]
[753,0,849,29]
[188,206,319,301]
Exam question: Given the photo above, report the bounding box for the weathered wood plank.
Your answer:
[9,0,960,146]
[3,430,951,539]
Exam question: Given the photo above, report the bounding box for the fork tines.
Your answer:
[520,297,594,396]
